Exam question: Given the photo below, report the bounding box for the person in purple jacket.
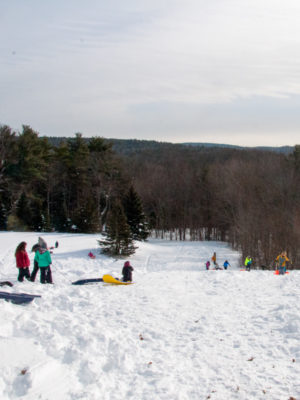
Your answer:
[122,261,134,282]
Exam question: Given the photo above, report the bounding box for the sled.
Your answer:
[274,270,289,275]
[0,281,13,287]
[72,278,103,285]
[102,274,133,285]
[0,291,41,305]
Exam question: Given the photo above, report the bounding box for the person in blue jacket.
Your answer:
[34,243,53,284]
[223,260,231,270]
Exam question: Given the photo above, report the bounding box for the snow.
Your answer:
[0,231,300,400]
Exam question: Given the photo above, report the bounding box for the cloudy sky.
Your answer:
[1,0,300,146]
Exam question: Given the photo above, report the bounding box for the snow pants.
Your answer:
[18,267,31,282]
[279,266,285,275]
[30,260,39,282]
[122,272,132,282]
[39,266,53,284]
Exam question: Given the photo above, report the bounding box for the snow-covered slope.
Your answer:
[0,232,299,399]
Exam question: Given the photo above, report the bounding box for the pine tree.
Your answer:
[99,200,136,256]
[73,198,100,233]
[123,185,149,241]
[7,126,52,230]
[15,192,45,231]
[16,192,30,222]
[0,199,7,230]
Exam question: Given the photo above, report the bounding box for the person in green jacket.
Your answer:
[244,256,252,271]
[34,245,53,284]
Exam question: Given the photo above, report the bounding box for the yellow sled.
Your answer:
[102,274,133,285]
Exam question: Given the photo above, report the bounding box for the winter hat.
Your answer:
[38,237,48,249]
[124,261,130,267]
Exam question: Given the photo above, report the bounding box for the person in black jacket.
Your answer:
[122,261,134,282]
[30,243,40,282]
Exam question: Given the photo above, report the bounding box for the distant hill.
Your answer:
[45,136,294,155]
[182,142,294,154]
[109,140,295,155]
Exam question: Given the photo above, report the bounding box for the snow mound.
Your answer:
[0,232,299,399]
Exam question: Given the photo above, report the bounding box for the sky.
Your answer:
[1,0,300,146]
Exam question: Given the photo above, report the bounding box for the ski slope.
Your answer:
[0,232,299,400]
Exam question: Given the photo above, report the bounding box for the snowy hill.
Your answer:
[0,232,299,399]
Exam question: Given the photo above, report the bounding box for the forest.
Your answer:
[0,124,299,267]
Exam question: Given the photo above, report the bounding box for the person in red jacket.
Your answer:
[15,241,31,282]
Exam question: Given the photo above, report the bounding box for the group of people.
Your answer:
[15,237,134,284]
[15,237,290,283]
[15,237,54,284]
[243,252,290,274]
[205,251,291,273]
[205,252,231,270]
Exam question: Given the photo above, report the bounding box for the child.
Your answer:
[30,241,43,282]
[211,252,216,265]
[244,256,252,271]
[223,260,231,270]
[211,252,219,268]
[34,242,53,284]
[15,242,31,282]
[275,251,290,275]
[122,261,134,282]
[30,260,39,282]
[31,237,49,282]
[205,261,210,270]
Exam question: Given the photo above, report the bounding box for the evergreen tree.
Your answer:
[0,125,18,225]
[123,185,149,241]
[7,126,51,229]
[16,192,30,221]
[87,137,115,231]
[14,125,51,183]
[50,134,92,232]
[15,192,44,231]
[99,200,136,256]
[50,142,72,231]
[0,199,7,230]
[73,198,100,233]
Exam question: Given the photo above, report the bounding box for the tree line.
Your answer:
[1,124,299,266]
[124,142,300,267]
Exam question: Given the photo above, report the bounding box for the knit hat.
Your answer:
[38,237,48,249]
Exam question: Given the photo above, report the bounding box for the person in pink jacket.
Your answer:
[15,241,31,282]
